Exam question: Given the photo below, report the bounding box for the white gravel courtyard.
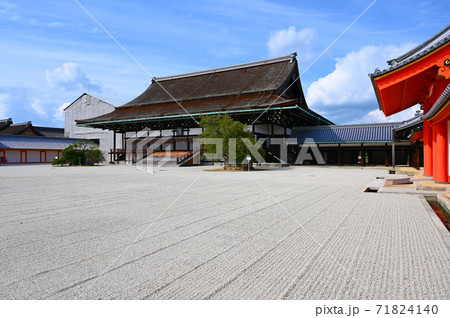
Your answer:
[0,164,449,299]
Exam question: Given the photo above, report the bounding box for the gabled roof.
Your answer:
[291,123,400,144]
[76,53,325,128]
[371,24,450,78]
[394,113,423,132]
[33,126,65,138]
[369,25,450,116]
[0,121,44,136]
[121,54,299,108]
[64,93,123,112]
[0,120,64,137]
[0,118,13,131]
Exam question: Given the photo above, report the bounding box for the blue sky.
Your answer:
[0,0,448,127]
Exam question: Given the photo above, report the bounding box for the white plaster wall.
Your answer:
[47,151,59,161]
[27,151,40,162]
[6,150,20,163]
[65,94,122,160]
[189,128,202,135]
[161,129,173,136]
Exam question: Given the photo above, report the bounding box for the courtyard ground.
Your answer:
[0,164,449,299]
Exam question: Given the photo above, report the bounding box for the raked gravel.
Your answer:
[0,164,449,299]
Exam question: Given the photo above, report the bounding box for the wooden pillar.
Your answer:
[338,144,342,166]
[187,128,190,151]
[435,121,448,182]
[424,119,433,176]
[432,125,438,179]
[384,143,389,166]
[45,151,47,163]
[415,142,420,170]
[316,144,320,165]
[406,148,410,166]
[172,129,176,151]
[360,144,365,166]
[392,142,396,169]
[113,132,117,162]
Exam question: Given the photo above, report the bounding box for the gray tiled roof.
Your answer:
[33,126,65,138]
[0,118,12,131]
[0,134,80,150]
[291,123,400,144]
[394,114,423,131]
[424,84,450,120]
[370,24,450,78]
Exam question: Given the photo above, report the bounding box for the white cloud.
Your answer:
[306,44,416,109]
[29,19,62,28]
[53,102,70,122]
[30,99,46,115]
[267,26,316,60]
[353,105,422,125]
[0,1,21,21]
[46,62,101,92]
[0,93,8,118]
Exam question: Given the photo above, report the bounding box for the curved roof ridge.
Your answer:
[424,83,450,120]
[387,24,450,66]
[154,53,297,82]
[293,122,401,130]
[370,25,450,78]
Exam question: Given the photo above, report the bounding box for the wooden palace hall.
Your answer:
[76,53,333,164]
[370,24,450,182]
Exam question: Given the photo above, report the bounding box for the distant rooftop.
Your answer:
[63,93,125,111]
[291,123,400,144]
[0,119,64,138]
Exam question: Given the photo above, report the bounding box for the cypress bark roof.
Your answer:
[77,53,319,126]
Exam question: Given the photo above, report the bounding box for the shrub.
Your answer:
[52,158,64,166]
[56,139,104,166]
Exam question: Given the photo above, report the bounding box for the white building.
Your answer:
[64,93,123,161]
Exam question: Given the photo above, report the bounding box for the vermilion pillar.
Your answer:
[435,121,448,183]
[432,126,438,179]
[423,119,433,176]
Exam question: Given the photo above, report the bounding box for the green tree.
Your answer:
[198,114,265,164]
[53,139,104,166]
